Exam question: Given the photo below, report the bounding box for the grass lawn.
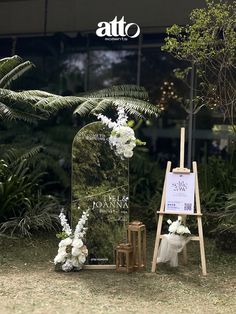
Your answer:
[0,232,235,314]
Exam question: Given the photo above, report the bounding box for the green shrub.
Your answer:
[0,193,59,237]
[130,150,164,229]
[213,191,236,251]
[0,147,60,237]
[0,147,44,219]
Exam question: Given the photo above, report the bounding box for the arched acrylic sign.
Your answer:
[71,122,129,266]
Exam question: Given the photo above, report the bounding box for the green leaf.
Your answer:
[0,61,35,88]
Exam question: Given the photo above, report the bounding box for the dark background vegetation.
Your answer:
[0,1,236,254]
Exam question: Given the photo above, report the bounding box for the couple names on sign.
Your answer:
[92,195,129,211]
[165,173,195,214]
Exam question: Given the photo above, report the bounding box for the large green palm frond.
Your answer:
[0,85,159,119]
[0,89,53,123]
[0,89,48,105]
[0,56,23,79]
[0,101,44,123]
[74,85,158,117]
[0,56,38,123]
[33,95,86,112]
[76,85,158,117]
[31,85,159,118]
[92,97,159,118]
[83,85,149,100]
[0,55,35,88]
[0,55,159,121]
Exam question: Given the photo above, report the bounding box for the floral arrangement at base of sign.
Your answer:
[157,216,191,267]
[96,106,145,159]
[54,208,89,272]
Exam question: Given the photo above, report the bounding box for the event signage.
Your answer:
[165,173,195,214]
[71,122,129,265]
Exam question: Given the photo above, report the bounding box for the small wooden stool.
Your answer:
[116,243,134,273]
[128,221,146,270]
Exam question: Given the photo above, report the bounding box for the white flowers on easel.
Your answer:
[96,106,143,159]
[167,216,191,235]
[157,216,191,267]
[54,208,89,272]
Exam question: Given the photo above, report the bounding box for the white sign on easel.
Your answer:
[152,128,207,276]
[165,172,195,214]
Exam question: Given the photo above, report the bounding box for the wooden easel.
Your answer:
[151,128,207,276]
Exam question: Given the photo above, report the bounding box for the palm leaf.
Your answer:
[90,98,115,112]
[32,96,79,115]
[0,89,43,105]
[87,97,159,118]
[73,99,101,116]
[34,95,84,111]
[0,57,19,67]
[113,98,159,117]
[85,97,144,118]
[0,101,43,123]
[21,90,56,98]
[31,85,156,118]
[83,85,149,100]
[34,94,159,118]
[0,61,35,88]
[0,61,158,120]
[0,55,23,80]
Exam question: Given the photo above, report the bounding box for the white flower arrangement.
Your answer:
[167,216,191,236]
[157,216,191,267]
[54,207,89,272]
[96,106,145,159]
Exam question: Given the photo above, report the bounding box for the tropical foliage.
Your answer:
[0,146,43,218]
[0,193,59,237]
[0,55,35,89]
[0,147,60,236]
[216,192,236,233]
[0,84,159,119]
[0,55,160,122]
[130,150,165,229]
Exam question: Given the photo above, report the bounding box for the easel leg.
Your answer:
[151,161,171,273]
[151,214,163,272]
[193,161,207,276]
[138,230,142,268]
[197,216,207,276]
[182,244,188,265]
[143,228,147,268]
[182,215,188,264]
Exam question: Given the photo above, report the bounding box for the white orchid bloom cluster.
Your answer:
[96,106,136,159]
[167,216,191,236]
[59,211,72,236]
[54,208,89,272]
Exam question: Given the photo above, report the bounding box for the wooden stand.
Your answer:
[128,221,146,270]
[151,128,207,276]
[116,243,134,273]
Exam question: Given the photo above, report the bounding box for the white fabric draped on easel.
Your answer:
[157,234,191,267]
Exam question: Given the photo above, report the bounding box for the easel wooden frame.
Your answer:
[151,128,207,276]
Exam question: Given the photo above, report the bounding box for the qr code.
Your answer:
[184,203,192,211]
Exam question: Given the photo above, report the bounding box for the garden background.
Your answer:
[0,1,235,313]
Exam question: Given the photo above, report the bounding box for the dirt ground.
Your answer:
[0,232,235,314]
